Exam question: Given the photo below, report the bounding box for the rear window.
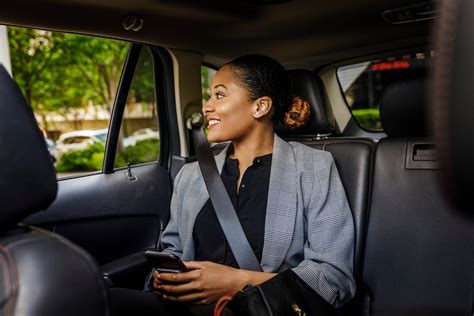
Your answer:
[336,52,433,131]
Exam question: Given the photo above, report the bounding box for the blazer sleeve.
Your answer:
[143,165,186,291]
[160,165,187,257]
[292,151,356,308]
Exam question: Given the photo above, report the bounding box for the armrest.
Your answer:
[101,250,152,290]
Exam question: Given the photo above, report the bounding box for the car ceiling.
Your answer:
[0,0,431,68]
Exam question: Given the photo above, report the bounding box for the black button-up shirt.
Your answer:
[193,153,272,268]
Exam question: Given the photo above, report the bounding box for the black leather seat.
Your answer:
[278,69,375,312]
[363,78,474,316]
[0,65,109,316]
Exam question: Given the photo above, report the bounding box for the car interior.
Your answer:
[0,0,472,315]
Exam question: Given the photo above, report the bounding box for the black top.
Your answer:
[193,153,272,268]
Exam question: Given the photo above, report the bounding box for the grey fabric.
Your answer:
[160,134,356,307]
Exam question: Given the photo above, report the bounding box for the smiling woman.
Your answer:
[109,54,355,316]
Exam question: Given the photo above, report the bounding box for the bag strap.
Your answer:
[189,119,262,272]
[214,295,233,316]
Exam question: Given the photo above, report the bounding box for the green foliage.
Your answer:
[55,142,105,172]
[55,138,160,172]
[115,139,160,167]
[58,34,129,111]
[201,66,210,101]
[128,47,155,105]
[352,108,382,131]
[7,26,129,128]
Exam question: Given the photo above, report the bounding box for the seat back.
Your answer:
[0,65,109,316]
[363,79,474,316]
[279,70,375,281]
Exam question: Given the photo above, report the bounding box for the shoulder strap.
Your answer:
[191,126,263,272]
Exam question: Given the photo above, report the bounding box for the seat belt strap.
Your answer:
[190,125,263,272]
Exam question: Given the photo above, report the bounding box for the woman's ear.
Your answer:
[253,97,273,119]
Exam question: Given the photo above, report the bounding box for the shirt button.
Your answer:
[241,184,246,188]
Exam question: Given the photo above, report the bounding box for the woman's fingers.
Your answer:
[153,278,163,289]
[158,270,200,284]
[162,291,203,303]
[158,281,200,295]
[152,271,163,289]
[183,261,205,270]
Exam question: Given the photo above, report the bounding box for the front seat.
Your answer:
[0,65,109,316]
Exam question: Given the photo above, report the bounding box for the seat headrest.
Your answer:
[0,66,57,230]
[380,78,429,137]
[275,69,335,136]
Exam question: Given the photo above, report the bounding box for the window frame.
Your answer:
[104,44,171,173]
[330,47,428,134]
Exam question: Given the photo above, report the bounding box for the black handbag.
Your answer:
[188,118,336,316]
[219,269,337,316]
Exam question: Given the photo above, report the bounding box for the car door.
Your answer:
[23,41,179,290]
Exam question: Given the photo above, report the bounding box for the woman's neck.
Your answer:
[230,126,274,170]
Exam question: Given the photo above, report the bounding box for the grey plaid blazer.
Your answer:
[160,134,356,307]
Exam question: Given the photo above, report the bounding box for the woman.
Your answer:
[111,54,355,315]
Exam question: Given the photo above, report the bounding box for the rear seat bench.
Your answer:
[284,72,473,316]
[363,79,474,316]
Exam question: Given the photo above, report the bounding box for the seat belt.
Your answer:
[187,113,263,272]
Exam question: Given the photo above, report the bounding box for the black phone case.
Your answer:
[144,251,188,273]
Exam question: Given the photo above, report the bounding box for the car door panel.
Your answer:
[20,43,178,290]
[25,163,170,259]
[24,163,171,288]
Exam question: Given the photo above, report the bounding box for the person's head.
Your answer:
[203,54,291,143]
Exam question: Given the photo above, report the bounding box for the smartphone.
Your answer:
[144,251,188,273]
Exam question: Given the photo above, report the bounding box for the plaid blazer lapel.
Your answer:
[180,144,229,260]
[261,134,298,271]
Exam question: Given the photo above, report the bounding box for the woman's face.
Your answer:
[203,66,257,143]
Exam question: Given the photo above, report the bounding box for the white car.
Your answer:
[54,128,108,159]
[122,128,159,147]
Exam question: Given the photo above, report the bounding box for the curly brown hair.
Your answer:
[283,96,311,129]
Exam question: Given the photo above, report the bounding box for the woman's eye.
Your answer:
[216,92,224,99]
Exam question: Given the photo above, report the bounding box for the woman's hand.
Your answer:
[153,261,247,305]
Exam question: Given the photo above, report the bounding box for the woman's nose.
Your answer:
[202,98,214,115]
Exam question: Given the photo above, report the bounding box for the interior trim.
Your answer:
[166,48,204,157]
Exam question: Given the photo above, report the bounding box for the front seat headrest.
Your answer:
[0,65,57,230]
[275,69,335,137]
[380,78,429,137]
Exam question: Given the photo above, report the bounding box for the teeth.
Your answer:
[209,119,220,126]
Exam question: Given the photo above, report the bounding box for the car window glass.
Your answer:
[201,65,216,103]
[336,52,432,131]
[115,47,159,168]
[5,25,128,178]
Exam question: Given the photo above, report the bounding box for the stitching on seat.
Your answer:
[0,245,19,315]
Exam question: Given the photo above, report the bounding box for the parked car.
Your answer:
[122,128,159,147]
[44,137,56,162]
[0,1,472,316]
[54,128,108,159]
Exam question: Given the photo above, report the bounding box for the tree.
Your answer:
[59,34,128,112]
[8,26,128,131]
[8,28,66,130]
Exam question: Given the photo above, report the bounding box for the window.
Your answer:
[201,65,216,103]
[115,47,159,168]
[336,52,433,131]
[5,25,128,178]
